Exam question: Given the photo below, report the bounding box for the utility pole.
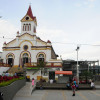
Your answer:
[76,46,80,84]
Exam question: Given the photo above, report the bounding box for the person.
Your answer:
[66,82,70,89]
[31,78,35,94]
[50,79,53,84]
[73,79,76,86]
[0,92,3,100]
[91,81,95,89]
[32,78,35,87]
[76,84,79,90]
[72,83,76,96]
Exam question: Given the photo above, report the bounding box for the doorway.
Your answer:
[49,71,55,80]
[8,58,13,67]
[22,53,29,67]
[8,55,13,67]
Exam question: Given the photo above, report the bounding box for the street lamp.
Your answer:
[76,46,80,84]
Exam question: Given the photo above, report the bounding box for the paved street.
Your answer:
[13,89,100,100]
[13,82,100,100]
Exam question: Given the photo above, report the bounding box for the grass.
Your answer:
[0,77,25,87]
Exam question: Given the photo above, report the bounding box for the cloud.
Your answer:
[75,3,82,7]
[88,0,96,2]
[0,19,19,51]
[75,0,96,8]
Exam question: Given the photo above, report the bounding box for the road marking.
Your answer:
[90,91,100,96]
[62,91,66,100]
[77,91,88,100]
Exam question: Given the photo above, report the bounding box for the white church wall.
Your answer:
[36,40,47,46]
[6,40,17,47]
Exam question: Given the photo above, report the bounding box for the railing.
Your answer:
[25,62,62,67]
[0,63,10,67]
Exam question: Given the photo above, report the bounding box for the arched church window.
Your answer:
[26,24,28,31]
[25,25,26,31]
[34,26,36,33]
[23,53,28,58]
[29,24,31,31]
[23,24,25,31]
[8,55,13,58]
[28,25,29,31]
[37,54,45,62]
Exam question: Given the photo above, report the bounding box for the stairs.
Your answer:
[8,66,23,74]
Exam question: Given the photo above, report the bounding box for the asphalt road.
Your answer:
[13,89,100,100]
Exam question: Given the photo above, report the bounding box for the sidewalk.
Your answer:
[95,85,100,90]
[13,82,36,97]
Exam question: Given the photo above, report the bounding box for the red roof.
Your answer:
[27,5,36,20]
[47,40,51,43]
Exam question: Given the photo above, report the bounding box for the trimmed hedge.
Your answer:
[0,77,25,87]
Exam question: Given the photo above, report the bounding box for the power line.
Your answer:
[0,36,100,47]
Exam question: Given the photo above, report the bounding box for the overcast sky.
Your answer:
[0,0,100,62]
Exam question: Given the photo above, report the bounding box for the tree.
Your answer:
[37,60,46,79]
[82,70,93,83]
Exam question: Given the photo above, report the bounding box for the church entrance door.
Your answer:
[8,55,13,67]
[8,58,13,67]
[22,53,29,67]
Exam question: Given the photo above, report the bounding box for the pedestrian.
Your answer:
[66,82,70,89]
[91,81,95,89]
[73,79,76,86]
[0,92,3,100]
[31,78,35,94]
[72,83,76,96]
[76,84,79,90]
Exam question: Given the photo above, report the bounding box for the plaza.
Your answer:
[13,82,100,100]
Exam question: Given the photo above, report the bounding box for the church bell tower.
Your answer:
[21,5,37,35]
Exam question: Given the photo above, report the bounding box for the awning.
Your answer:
[55,71,72,75]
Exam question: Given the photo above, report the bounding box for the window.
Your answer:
[23,45,28,51]
[37,54,44,62]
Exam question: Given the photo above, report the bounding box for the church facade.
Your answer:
[1,6,62,70]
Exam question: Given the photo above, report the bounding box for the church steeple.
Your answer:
[21,5,37,35]
[26,5,34,20]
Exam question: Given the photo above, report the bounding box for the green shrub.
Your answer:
[0,77,25,87]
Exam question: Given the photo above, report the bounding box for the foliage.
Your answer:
[82,70,93,78]
[0,77,25,87]
[81,70,93,83]
[37,61,46,68]
[37,61,46,79]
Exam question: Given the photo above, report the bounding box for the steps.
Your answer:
[8,66,23,74]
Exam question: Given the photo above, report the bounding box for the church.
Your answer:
[0,5,62,78]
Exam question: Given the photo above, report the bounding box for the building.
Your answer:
[0,6,62,79]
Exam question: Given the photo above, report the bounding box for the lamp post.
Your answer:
[76,46,80,84]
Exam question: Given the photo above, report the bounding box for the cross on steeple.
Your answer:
[29,2,32,6]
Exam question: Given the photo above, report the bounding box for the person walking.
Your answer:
[31,78,35,94]
[72,83,76,96]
